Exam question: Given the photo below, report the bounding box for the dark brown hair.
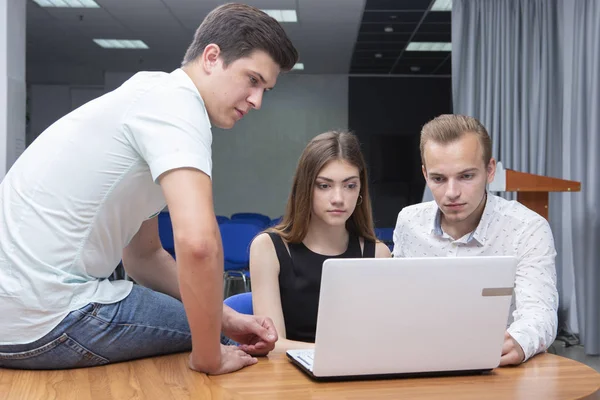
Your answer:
[182,3,298,71]
[270,131,377,243]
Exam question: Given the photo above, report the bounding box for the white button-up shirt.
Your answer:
[392,193,558,361]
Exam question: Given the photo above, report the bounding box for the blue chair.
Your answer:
[216,215,230,225]
[231,212,272,228]
[157,212,175,257]
[269,216,283,227]
[237,217,269,229]
[220,221,262,297]
[159,212,232,258]
[224,292,253,315]
[375,227,394,251]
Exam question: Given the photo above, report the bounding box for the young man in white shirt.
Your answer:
[0,4,297,374]
[393,114,558,366]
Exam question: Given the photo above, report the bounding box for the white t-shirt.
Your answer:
[0,69,212,344]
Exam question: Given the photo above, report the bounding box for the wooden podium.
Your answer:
[489,163,581,220]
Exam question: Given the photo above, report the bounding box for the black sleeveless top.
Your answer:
[267,232,375,343]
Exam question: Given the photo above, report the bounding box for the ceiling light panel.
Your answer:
[32,0,100,8]
[262,9,298,22]
[431,0,452,12]
[93,39,149,49]
[406,42,452,51]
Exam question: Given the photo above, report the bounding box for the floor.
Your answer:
[551,340,600,371]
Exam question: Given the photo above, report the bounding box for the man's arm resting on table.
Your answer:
[122,217,181,300]
[160,167,255,374]
[221,304,279,356]
[503,218,559,365]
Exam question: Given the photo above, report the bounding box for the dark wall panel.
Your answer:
[349,77,452,227]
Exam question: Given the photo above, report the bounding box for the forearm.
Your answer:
[222,304,237,331]
[511,218,559,361]
[508,310,557,361]
[510,271,558,360]
[123,248,181,300]
[178,245,223,372]
[510,265,558,360]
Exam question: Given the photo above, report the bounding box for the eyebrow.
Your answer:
[429,168,478,176]
[316,176,360,183]
[250,70,274,91]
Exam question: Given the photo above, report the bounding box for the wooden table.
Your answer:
[1,352,599,399]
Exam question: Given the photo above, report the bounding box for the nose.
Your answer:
[445,178,461,200]
[247,89,263,110]
[331,186,344,205]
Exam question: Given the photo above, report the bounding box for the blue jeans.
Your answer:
[0,284,193,369]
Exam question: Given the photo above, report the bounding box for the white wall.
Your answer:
[28,73,348,218]
[212,74,348,218]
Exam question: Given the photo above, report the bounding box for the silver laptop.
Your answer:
[287,256,517,381]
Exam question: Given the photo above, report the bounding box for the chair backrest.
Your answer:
[234,217,268,229]
[224,292,253,315]
[374,227,394,242]
[269,216,283,227]
[216,215,230,225]
[157,212,175,255]
[219,222,263,266]
[231,212,272,227]
[374,227,394,251]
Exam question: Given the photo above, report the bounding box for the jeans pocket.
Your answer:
[0,333,109,369]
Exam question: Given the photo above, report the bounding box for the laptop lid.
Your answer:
[310,256,517,378]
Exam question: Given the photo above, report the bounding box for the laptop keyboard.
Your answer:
[295,350,315,371]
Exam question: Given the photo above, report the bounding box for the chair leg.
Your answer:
[239,273,247,293]
[223,272,230,298]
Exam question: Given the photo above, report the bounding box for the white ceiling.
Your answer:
[26,0,366,84]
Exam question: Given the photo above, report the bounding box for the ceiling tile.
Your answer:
[357,32,412,42]
[355,42,409,51]
[362,11,424,23]
[360,22,418,33]
[365,0,433,11]
[411,32,452,42]
[417,22,451,33]
[423,11,451,23]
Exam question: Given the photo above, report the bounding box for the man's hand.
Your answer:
[499,331,525,366]
[222,310,278,356]
[189,344,257,375]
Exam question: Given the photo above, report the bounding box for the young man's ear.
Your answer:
[201,44,222,73]
[422,165,428,182]
[486,157,497,184]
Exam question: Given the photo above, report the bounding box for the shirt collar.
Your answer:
[431,192,494,244]
[432,207,444,236]
[172,68,212,129]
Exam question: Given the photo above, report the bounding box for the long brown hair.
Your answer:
[270,130,377,243]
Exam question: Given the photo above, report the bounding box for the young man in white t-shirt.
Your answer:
[0,3,298,375]
[393,115,559,366]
